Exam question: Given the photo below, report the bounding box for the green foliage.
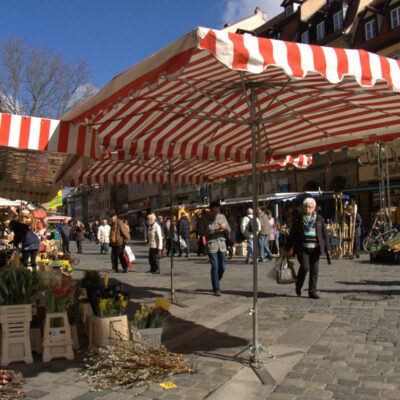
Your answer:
[81,270,101,289]
[0,267,39,305]
[134,306,170,329]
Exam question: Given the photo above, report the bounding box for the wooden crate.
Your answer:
[90,315,129,346]
[42,312,74,362]
[235,242,247,257]
[0,304,33,366]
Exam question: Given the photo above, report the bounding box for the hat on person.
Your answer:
[209,200,221,208]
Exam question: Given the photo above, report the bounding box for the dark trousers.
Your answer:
[76,240,82,253]
[62,239,70,254]
[22,249,38,268]
[149,248,160,272]
[111,245,128,271]
[297,249,320,294]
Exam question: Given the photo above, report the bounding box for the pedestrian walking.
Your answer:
[257,207,273,261]
[165,217,178,256]
[145,213,163,274]
[240,208,261,264]
[266,210,278,255]
[177,214,191,257]
[60,220,71,254]
[109,213,130,273]
[74,220,85,254]
[93,220,100,245]
[285,197,331,299]
[346,204,362,258]
[157,216,167,256]
[97,219,111,254]
[226,215,238,259]
[203,200,230,296]
[196,210,207,256]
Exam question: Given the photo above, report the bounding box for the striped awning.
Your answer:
[63,27,400,163]
[70,154,312,186]
[0,113,97,202]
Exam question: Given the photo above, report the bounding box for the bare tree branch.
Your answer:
[0,37,96,119]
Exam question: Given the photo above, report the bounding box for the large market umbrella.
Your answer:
[62,27,400,368]
[0,113,97,203]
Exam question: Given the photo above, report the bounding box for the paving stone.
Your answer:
[355,387,380,396]
[25,390,50,399]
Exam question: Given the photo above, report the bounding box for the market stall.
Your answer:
[61,27,400,370]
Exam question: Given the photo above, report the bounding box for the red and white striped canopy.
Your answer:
[64,27,400,163]
[0,113,97,202]
[70,154,312,186]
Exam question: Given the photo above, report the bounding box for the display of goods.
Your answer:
[81,340,194,390]
[0,249,15,268]
[0,268,39,305]
[0,369,25,398]
[382,232,400,252]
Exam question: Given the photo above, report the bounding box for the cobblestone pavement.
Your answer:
[13,240,400,399]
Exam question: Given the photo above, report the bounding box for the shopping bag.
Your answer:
[124,252,133,269]
[179,237,187,250]
[276,256,297,284]
[124,245,135,262]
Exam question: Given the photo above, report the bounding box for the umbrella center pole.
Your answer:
[249,87,276,378]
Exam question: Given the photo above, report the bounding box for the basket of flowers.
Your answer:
[132,303,171,347]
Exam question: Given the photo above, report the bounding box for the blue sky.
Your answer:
[1,1,282,89]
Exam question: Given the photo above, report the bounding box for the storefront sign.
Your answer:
[359,161,400,183]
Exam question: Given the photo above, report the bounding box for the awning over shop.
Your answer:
[0,113,97,203]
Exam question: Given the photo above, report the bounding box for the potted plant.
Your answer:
[132,305,171,347]
[90,286,130,346]
[39,271,75,362]
[0,267,39,366]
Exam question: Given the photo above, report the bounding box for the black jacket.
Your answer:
[177,215,191,239]
[285,213,331,256]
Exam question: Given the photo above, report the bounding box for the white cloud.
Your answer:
[222,0,282,26]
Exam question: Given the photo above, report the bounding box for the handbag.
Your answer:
[179,237,187,250]
[276,255,297,284]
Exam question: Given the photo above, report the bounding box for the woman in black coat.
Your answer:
[9,220,40,269]
[285,198,331,299]
[177,214,191,257]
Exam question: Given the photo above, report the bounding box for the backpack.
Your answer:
[248,217,253,233]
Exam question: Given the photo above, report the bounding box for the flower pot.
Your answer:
[90,315,129,346]
[138,327,163,347]
[42,312,74,362]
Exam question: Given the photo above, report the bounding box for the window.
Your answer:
[316,21,326,41]
[285,5,293,16]
[301,30,310,43]
[333,10,343,31]
[364,19,377,41]
[391,6,400,29]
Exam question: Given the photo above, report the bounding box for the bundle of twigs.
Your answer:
[0,369,25,399]
[81,341,194,390]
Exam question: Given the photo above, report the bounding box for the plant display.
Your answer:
[98,293,128,318]
[134,305,170,329]
[0,267,39,305]
[81,270,101,289]
[94,285,129,318]
[39,270,75,313]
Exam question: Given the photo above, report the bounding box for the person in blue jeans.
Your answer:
[257,207,273,261]
[200,201,230,296]
[240,208,261,264]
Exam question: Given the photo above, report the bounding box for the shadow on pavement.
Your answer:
[337,280,400,286]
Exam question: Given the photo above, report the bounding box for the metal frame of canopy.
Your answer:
[62,27,400,380]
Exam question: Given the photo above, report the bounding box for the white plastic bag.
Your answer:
[179,237,187,250]
[124,245,135,262]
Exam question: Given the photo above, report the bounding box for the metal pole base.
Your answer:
[170,291,187,308]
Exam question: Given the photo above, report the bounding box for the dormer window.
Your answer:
[364,18,377,41]
[390,6,400,29]
[333,10,343,31]
[301,30,310,43]
[316,21,326,40]
[286,4,293,16]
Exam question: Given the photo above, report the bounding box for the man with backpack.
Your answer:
[240,208,261,264]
